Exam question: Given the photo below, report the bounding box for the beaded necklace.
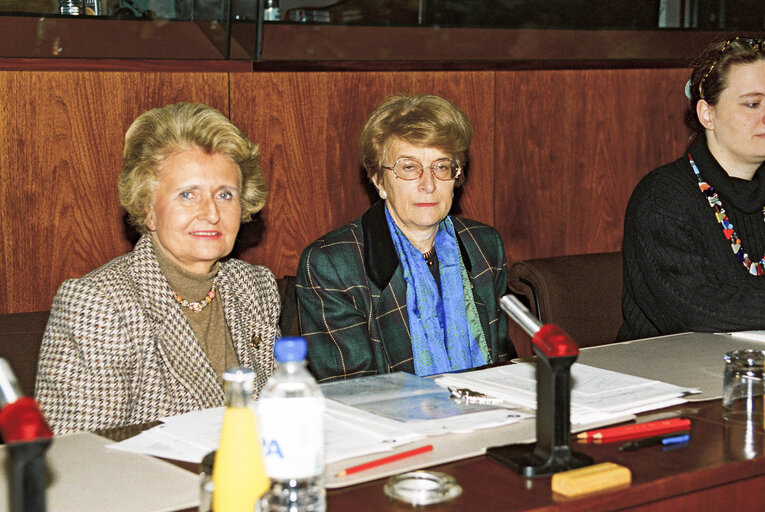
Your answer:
[173,278,218,312]
[688,154,765,276]
[422,247,436,266]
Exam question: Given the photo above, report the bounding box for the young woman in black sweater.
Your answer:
[620,37,765,341]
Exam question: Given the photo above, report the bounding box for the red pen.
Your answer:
[336,445,434,477]
[577,418,691,443]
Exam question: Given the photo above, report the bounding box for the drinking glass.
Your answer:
[722,349,765,424]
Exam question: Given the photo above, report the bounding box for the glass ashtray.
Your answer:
[383,471,462,506]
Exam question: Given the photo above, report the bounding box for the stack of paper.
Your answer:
[111,365,692,466]
[110,372,529,465]
[109,407,224,462]
[322,373,530,457]
[435,363,699,425]
[728,330,765,343]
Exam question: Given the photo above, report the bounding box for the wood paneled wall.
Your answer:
[0,67,691,314]
[229,71,497,278]
[0,71,229,314]
[496,68,691,261]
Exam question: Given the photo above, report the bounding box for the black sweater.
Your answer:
[618,134,765,341]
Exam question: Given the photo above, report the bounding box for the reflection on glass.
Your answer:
[3,0,761,31]
[724,417,763,461]
[1,0,224,19]
[722,350,765,461]
[1,0,763,62]
[722,350,765,424]
[272,0,765,31]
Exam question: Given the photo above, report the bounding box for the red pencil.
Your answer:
[336,445,434,477]
[577,418,691,443]
[591,429,689,444]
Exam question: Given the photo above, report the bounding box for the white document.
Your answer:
[727,331,765,343]
[324,400,424,462]
[577,332,765,401]
[110,395,527,465]
[435,362,697,425]
[109,404,414,464]
[109,407,224,462]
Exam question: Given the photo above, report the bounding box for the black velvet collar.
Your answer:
[362,200,472,290]
[690,133,765,213]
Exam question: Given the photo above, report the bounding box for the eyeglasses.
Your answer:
[381,158,462,181]
[699,37,765,100]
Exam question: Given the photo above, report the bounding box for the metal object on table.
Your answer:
[383,471,461,506]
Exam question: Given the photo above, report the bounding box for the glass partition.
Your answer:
[0,0,256,60]
[0,0,764,61]
[275,0,764,30]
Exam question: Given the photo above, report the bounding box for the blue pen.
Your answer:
[661,434,691,451]
[618,431,690,451]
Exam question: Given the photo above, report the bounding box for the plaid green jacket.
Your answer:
[296,200,512,382]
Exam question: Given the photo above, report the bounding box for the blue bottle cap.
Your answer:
[274,336,308,362]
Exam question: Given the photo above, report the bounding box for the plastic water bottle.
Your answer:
[212,367,269,512]
[258,337,325,512]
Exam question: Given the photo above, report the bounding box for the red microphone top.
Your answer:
[532,324,579,358]
[0,397,53,443]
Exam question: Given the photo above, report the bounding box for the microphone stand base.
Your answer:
[487,443,593,478]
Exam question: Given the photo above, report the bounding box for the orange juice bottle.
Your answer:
[212,367,269,511]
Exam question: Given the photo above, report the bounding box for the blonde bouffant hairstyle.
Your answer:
[118,102,267,234]
[359,94,472,187]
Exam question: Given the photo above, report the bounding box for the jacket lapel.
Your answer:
[452,217,496,362]
[373,269,415,372]
[363,201,414,372]
[218,268,253,369]
[130,235,224,407]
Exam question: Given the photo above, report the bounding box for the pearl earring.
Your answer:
[379,189,387,200]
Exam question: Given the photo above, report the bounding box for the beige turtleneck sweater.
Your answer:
[154,246,238,383]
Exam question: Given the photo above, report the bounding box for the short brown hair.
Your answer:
[118,102,267,234]
[359,94,472,187]
[686,37,765,134]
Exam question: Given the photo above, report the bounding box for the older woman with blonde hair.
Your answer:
[35,102,280,434]
[297,94,512,382]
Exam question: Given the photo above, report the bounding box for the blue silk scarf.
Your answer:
[384,207,488,376]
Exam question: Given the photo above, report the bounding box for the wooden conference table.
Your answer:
[326,400,765,511]
[322,332,765,511]
[151,332,765,511]
[327,332,765,511]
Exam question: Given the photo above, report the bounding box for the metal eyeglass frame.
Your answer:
[381,158,462,181]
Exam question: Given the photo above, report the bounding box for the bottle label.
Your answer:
[258,397,324,479]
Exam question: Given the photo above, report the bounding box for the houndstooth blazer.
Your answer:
[35,234,280,435]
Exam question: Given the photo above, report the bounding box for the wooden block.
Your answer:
[551,462,631,497]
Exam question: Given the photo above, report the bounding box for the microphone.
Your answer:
[1,358,53,512]
[0,358,52,443]
[487,295,591,476]
[499,295,578,358]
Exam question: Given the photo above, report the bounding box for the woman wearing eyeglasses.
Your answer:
[619,37,765,341]
[296,94,512,381]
